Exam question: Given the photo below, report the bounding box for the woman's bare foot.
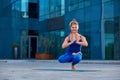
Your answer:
[72,65,76,70]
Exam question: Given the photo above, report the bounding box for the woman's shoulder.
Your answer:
[78,33,82,37]
[78,34,86,38]
[64,35,70,40]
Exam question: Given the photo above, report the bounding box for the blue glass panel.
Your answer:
[114,0,120,16]
[85,7,92,22]
[91,0,101,5]
[91,5,101,21]
[104,1,114,18]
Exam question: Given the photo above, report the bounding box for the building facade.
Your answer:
[0,0,120,60]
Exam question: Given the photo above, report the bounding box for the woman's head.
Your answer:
[69,19,79,33]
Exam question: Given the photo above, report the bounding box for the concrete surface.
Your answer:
[0,60,120,80]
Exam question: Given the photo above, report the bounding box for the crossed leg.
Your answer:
[58,53,82,70]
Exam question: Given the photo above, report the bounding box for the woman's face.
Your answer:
[70,24,79,33]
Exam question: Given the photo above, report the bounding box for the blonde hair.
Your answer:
[69,19,79,27]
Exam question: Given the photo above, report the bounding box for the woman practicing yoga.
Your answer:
[58,19,88,70]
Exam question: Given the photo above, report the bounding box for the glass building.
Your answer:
[0,0,120,60]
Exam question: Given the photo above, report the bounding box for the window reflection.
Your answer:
[104,18,114,59]
[39,30,65,59]
[84,0,91,7]
[104,1,114,18]
[114,16,120,59]
[68,0,91,11]
[39,0,65,21]
[21,0,28,18]
[12,0,28,18]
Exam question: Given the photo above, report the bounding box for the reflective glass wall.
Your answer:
[39,0,65,21]
[39,30,65,59]
[0,0,29,59]
[64,0,120,60]
[103,0,120,59]
[37,0,120,60]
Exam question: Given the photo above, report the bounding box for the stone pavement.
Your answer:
[0,60,120,80]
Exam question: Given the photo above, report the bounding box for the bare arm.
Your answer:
[76,36,88,47]
[62,37,74,49]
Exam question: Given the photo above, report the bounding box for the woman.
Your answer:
[58,19,88,70]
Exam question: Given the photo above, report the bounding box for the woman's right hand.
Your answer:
[68,40,74,45]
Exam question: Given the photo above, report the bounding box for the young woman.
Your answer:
[58,19,88,70]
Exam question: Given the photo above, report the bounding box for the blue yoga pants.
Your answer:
[58,53,82,65]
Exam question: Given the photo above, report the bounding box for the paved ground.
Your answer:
[0,60,120,80]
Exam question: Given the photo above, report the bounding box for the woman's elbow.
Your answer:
[85,43,88,47]
[62,45,65,49]
[83,42,88,47]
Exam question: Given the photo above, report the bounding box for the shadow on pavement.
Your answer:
[33,68,100,72]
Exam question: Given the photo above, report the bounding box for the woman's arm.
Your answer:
[62,37,74,49]
[76,36,88,47]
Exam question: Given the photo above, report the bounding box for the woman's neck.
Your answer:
[71,32,78,34]
[70,32,79,41]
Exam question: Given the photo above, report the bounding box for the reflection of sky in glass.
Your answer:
[12,1,21,11]
[105,34,114,46]
[61,0,65,15]
[60,31,65,37]
[21,0,28,12]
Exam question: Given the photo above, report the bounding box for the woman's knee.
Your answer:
[58,54,72,63]
[73,54,82,62]
[58,57,62,63]
[58,55,65,63]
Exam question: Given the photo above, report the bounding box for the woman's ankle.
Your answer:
[72,65,76,70]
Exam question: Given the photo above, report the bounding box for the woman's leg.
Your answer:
[72,54,82,70]
[58,54,72,63]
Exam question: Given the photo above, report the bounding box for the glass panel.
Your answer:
[103,0,112,3]
[104,1,114,18]
[39,0,65,21]
[79,1,84,9]
[84,0,91,7]
[68,0,84,11]
[104,18,114,59]
[21,0,28,18]
[61,0,65,15]
[92,0,101,5]
[20,30,28,59]
[91,5,101,21]
[38,30,65,59]
[39,0,49,21]
[85,7,91,22]
[114,16,120,59]
[114,0,120,17]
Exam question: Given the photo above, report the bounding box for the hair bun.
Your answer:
[72,19,76,21]
[69,18,79,27]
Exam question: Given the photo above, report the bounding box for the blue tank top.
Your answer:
[66,36,82,54]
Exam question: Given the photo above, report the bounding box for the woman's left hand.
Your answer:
[76,40,80,45]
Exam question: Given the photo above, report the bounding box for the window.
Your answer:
[104,1,114,18]
[103,0,112,3]
[39,0,65,21]
[39,0,49,20]
[39,30,65,59]
[21,0,28,18]
[68,0,83,11]
[84,0,91,7]
[91,5,101,21]
[104,18,114,59]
